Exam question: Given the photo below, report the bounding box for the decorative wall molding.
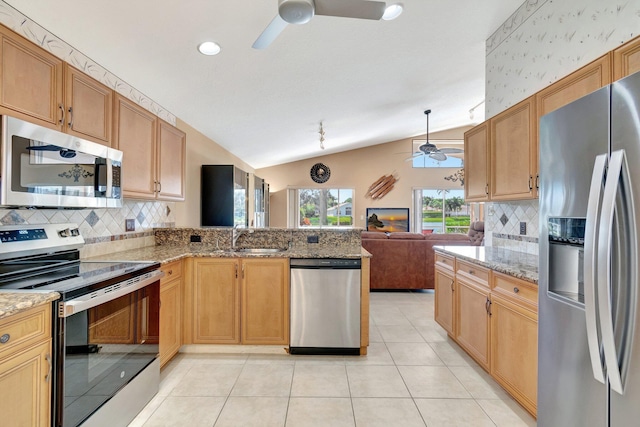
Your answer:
[0,1,177,126]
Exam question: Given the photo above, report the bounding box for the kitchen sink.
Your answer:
[234,248,285,253]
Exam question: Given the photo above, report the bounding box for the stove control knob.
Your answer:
[70,228,80,237]
[58,228,71,238]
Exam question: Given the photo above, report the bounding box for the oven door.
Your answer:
[55,273,161,427]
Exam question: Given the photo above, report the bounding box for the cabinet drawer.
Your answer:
[0,304,51,358]
[492,272,538,307]
[435,253,455,271]
[456,260,490,286]
[161,260,182,281]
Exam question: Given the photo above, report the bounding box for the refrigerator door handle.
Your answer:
[597,149,637,395]
[584,153,608,384]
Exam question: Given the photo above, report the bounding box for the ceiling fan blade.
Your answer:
[315,0,386,20]
[429,152,447,161]
[252,14,289,49]
[438,148,464,154]
[405,152,425,162]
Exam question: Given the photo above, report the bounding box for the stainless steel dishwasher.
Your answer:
[289,258,361,355]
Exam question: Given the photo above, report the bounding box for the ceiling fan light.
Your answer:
[382,3,403,21]
[279,0,315,24]
[197,41,221,56]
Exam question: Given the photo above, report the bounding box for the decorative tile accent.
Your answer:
[137,211,146,226]
[0,1,176,126]
[499,213,509,226]
[486,200,540,254]
[0,210,25,225]
[86,211,100,227]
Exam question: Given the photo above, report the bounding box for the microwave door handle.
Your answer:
[584,153,607,384]
[597,149,636,395]
[107,160,113,197]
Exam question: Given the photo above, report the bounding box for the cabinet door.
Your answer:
[64,64,113,145]
[157,120,186,201]
[490,96,537,200]
[613,35,640,80]
[0,340,51,427]
[456,277,490,371]
[0,26,63,128]
[192,259,240,343]
[434,266,455,336]
[490,293,538,417]
[113,94,157,199]
[241,258,289,345]
[464,122,490,201]
[160,277,182,367]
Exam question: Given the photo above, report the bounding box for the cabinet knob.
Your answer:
[0,333,10,344]
[168,270,173,276]
[513,287,520,294]
[469,269,474,275]
[58,103,65,125]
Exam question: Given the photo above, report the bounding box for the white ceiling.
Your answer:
[4,0,523,169]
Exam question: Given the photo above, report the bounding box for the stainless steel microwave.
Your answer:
[0,115,122,208]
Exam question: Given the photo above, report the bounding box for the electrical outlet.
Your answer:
[307,235,319,243]
[125,219,135,232]
[520,222,527,235]
[190,235,202,243]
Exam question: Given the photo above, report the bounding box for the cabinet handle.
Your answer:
[235,264,238,278]
[468,269,474,275]
[450,279,454,291]
[158,181,162,193]
[513,287,520,294]
[45,353,52,383]
[528,176,533,191]
[0,333,10,344]
[68,106,74,128]
[485,184,489,195]
[167,269,173,276]
[486,297,492,316]
[535,174,540,189]
[58,103,65,125]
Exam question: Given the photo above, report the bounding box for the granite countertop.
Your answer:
[434,245,538,284]
[85,244,371,264]
[0,291,60,321]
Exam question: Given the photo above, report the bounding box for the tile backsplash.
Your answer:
[485,200,539,254]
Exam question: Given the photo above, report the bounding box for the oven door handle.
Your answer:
[58,270,164,317]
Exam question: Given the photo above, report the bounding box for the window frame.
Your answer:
[287,187,355,229]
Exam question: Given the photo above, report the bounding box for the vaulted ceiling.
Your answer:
[4,0,523,168]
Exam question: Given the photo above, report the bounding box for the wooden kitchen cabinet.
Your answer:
[490,271,538,417]
[241,258,289,345]
[434,253,456,336]
[64,64,113,145]
[0,25,63,129]
[455,260,491,371]
[464,122,491,202]
[490,96,537,200]
[113,93,158,199]
[0,304,52,427]
[157,119,186,201]
[190,258,240,344]
[613,35,640,80]
[160,260,182,367]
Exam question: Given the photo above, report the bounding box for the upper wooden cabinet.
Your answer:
[613,35,640,80]
[113,94,158,199]
[157,120,186,201]
[64,64,113,145]
[0,25,63,129]
[537,54,611,118]
[464,122,491,202]
[490,96,537,200]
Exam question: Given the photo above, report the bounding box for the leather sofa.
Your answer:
[362,230,478,290]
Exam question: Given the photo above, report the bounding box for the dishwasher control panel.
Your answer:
[290,258,361,268]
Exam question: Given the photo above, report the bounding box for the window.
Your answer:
[412,188,475,234]
[411,140,464,168]
[288,188,354,228]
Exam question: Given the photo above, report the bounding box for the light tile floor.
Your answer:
[129,290,537,426]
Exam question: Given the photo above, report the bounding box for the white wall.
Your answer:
[484,0,640,252]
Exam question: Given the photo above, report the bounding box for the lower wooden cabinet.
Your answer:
[490,272,538,417]
[455,262,491,371]
[186,257,289,345]
[0,304,52,427]
[434,254,455,336]
[160,260,182,367]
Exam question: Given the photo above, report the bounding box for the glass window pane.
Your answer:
[443,189,470,234]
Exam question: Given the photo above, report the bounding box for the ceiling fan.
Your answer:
[407,109,464,162]
[253,0,388,49]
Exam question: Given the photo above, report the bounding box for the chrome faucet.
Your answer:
[232,225,253,249]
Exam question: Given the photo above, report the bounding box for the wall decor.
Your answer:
[366,207,409,232]
[365,173,398,199]
[310,162,331,183]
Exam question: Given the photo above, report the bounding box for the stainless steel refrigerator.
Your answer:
[539,70,640,426]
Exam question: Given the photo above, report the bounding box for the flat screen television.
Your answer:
[365,208,409,232]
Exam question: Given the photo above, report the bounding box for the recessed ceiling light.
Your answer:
[198,41,221,56]
[382,3,403,21]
